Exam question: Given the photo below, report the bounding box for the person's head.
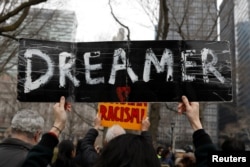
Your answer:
[183,145,193,153]
[165,143,172,151]
[175,152,196,167]
[161,148,170,160]
[94,133,161,167]
[11,109,44,144]
[156,146,164,156]
[58,140,76,159]
[221,137,245,151]
[105,124,126,143]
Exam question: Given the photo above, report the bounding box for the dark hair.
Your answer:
[221,138,245,151]
[161,148,170,160]
[52,140,76,167]
[175,153,196,167]
[94,133,161,167]
[156,146,164,154]
[183,145,193,153]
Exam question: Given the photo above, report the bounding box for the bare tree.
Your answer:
[0,0,46,74]
[0,0,73,74]
[156,0,169,40]
[0,0,95,141]
[0,0,47,38]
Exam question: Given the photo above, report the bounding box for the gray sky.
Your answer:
[42,0,223,42]
[69,0,155,41]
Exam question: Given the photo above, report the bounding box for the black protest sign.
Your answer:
[18,39,232,102]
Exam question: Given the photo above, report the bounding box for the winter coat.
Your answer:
[0,137,33,167]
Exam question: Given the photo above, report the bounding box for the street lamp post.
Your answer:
[170,122,175,150]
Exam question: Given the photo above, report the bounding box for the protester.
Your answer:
[93,133,161,167]
[0,109,45,167]
[75,114,151,167]
[21,96,70,167]
[177,95,217,167]
[74,114,104,167]
[140,116,152,144]
[166,143,175,162]
[51,140,77,167]
[160,148,174,167]
[156,146,164,159]
[175,152,196,167]
[104,124,126,144]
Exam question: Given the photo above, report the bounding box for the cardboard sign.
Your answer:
[18,39,232,102]
[98,102,148,130]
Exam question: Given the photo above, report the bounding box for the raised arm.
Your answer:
[141,117,153,144]
[177,96,217,167]
[75,114,101,167]
[177,95,202,131]
[22,96,69,167]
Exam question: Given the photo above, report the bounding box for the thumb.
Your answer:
[59,96,65,108]
[182,96,190,107]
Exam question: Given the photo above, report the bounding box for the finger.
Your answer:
[142,116,148,123]
[177,102,183,109]
[96,113,101,119]
[182,96,190,107]
[177,103,184,113]
[65,103,71,112]
[59,96,65,108]
[53,102,59,108]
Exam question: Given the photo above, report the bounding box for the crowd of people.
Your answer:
[0,96,246,167]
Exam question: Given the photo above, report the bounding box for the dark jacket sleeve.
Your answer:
[141,131,153,145]
[22,133,59,167]
[74,128,99,167]
[193,129,217,167]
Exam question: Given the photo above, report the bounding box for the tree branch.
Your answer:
[0,33,18,41]
[108,0,131,41]
[156,0,169,40]
[0,47,18,74]
[0,7,30,32]
[136,0,158,29]
[0,0,47,23]
[164,103,178,113]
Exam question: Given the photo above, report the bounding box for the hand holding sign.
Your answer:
[94,114,102,130]
[51,96,69,137]
[141,117,150,131]
[178,96,202,131]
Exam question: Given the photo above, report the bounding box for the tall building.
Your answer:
[234,0,250,112]
[157,0,219,148]
[0,8,77,75]
[166,0,218,40]
[220,0,250,149]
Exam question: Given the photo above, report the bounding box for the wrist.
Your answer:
[141,127,148,131]
[191,121,203,131]
[51,122,65,137]
[94,125,101,130]
[52,125,62,134]
[53,122,65,131]
[49,128,60,138]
